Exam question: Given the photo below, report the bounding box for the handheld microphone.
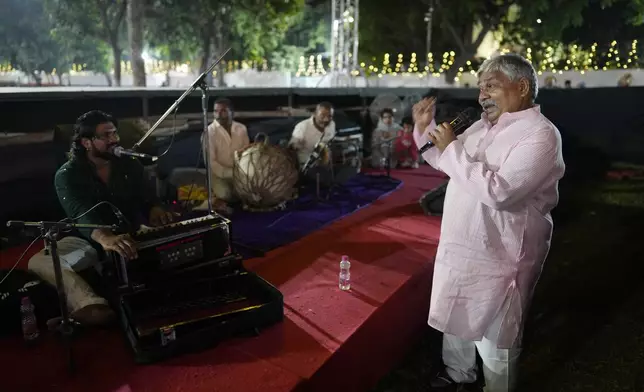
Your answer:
[112,146,158,162]
[418,107,478,154]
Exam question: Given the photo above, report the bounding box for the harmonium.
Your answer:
[102,213,284,363]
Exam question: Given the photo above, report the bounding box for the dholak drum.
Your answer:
[233,133,299,211]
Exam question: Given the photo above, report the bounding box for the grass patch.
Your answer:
[372,175,644,392]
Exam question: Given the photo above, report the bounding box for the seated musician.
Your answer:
[27,110,176,326]
[201,98,250,212]
[371,108,401,169]
[288,102,336,171]
[393,117,420,169]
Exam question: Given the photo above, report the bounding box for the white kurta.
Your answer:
[289,117,336,167]
[414,105,565,349]
[204,120,250,179]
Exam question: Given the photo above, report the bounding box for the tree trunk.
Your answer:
[445,51,476,84]
[442,24,492,85]
[112,45,122,86]
[200,33,213,85]
[127,0,146,87]
[104,72,113,86]
[30,71,42,86]
[213,16,226,87]
[164,70,171,87]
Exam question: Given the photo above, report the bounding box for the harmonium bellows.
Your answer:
[102,213,284,364]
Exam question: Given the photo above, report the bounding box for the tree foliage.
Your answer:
[146,0,304,84]
[9,0,644,87]
[233,1,305,61]
[283,1,329,53]
[45,0,127,85]
[360,0,644,83]
[504,0,644,48]
[0,0,69,84]
[358,0,430,62]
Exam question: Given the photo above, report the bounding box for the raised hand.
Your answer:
[412,97,437,130]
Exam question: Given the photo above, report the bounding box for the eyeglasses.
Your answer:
[94,130,119,141]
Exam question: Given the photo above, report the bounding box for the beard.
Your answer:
[314,118,329,130]
[215,116,230,125]
[90,142,119,161]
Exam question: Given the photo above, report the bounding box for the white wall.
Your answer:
[0,68,640,89]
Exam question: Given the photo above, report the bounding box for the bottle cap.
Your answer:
[341,255,349,261]
[21,296,31,305]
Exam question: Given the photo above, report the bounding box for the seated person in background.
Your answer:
[201,98,250,212]
[371,108,401,169]
[393,117,420,169]
[289,102,336,170]
[28,110,176,326]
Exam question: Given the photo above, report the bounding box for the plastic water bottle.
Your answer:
[20,296,40,342]
[339,255,351,290]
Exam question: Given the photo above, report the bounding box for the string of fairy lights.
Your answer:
[0,40,639,78]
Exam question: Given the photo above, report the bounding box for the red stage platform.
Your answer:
[0,167,446,392]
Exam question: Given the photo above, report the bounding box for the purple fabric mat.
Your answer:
[230,174,402,258]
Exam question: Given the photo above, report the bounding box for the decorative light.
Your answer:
[306,55,315,76]
[427,52,435,73]
[315,55,325,75]
[410,52,418,73]
[7,42,644,82]
[383,53,390,74]
[295,56,305,77]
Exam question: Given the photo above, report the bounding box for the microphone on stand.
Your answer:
[111,146,158,162]
[418,107,478,154]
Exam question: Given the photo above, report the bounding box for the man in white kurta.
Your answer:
[413,54,565,392]
[203,98,249,210]
[289,102,336,169]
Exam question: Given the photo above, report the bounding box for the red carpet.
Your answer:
[0,166,447,392]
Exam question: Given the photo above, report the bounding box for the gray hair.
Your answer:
[477,54,539,101]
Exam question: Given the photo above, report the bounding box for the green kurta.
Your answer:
[55,156,159,249]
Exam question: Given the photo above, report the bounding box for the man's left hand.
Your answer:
[427,121,457,152]
[149,206,179,227]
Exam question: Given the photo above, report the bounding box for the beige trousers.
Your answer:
[212,175,235,202]
[27,236,108,312]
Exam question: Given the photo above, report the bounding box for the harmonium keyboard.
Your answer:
[103,213,284,364]
[110,213,234,289]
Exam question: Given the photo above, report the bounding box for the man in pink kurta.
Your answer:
[413,54,565,391]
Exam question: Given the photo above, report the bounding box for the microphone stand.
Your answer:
[384,139,392,178]
[371,136,398,178]
[6,220,117,374]
[132,48,231,214]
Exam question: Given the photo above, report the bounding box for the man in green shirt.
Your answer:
[28,110,175,326]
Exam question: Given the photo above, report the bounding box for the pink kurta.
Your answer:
[414,105,565,349]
